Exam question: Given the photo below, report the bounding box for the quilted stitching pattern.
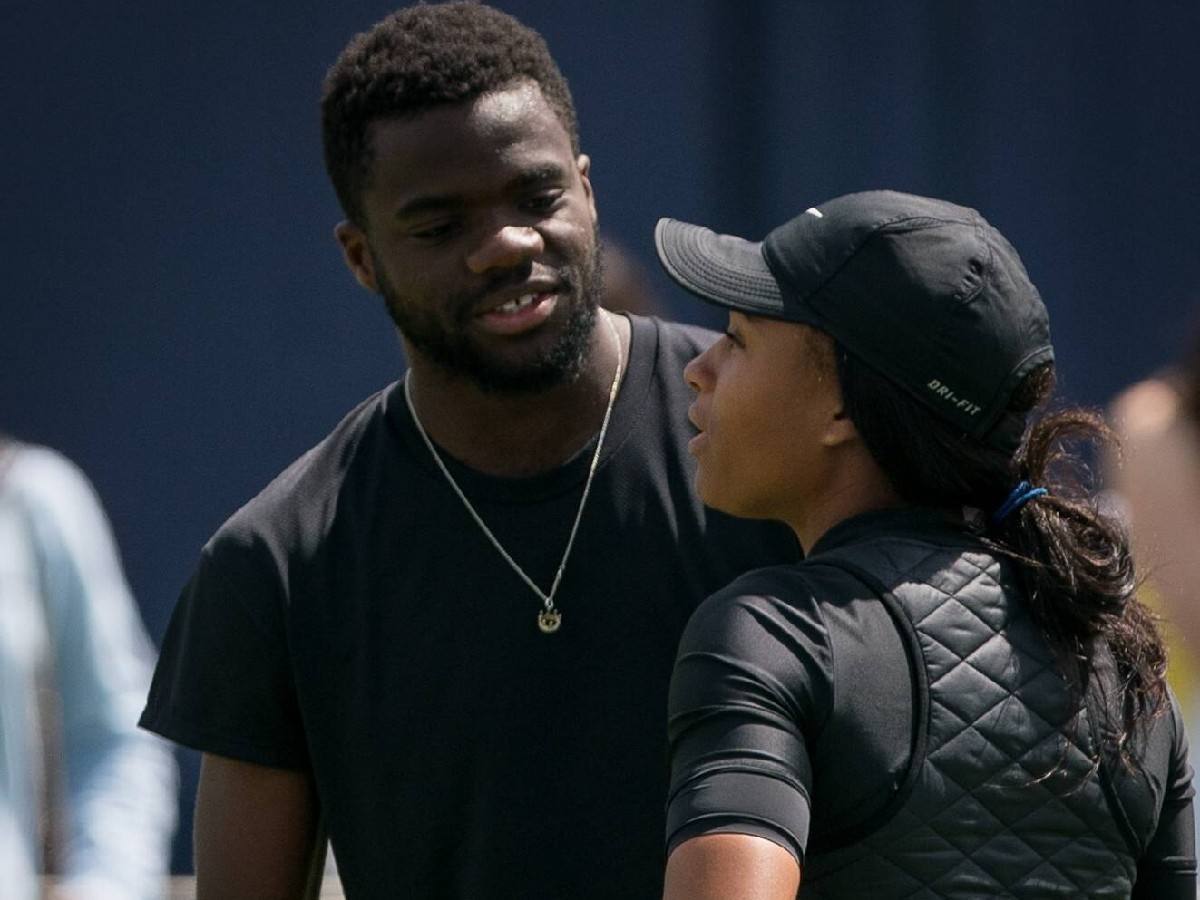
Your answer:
[805,539,1135,898]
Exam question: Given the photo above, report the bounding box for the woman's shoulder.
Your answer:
[685,561,890,670]
[686,566,833,661]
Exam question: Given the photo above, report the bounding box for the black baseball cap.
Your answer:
[655,190,1054,451]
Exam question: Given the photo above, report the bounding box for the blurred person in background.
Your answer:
[0,437,176,899]
[1110,315,1200,832]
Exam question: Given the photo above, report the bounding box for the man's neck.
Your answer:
[403,311,629,478]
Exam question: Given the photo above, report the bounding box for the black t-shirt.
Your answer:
[667,508,1196,897]
[141,315,799,899]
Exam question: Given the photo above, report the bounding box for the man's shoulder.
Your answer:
[642,315,721,361]
[212,384,397,552]
[625,315,720,415]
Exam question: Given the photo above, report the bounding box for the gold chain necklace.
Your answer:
[403,313,623,633]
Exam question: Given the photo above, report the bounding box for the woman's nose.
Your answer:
[684,346,714,394]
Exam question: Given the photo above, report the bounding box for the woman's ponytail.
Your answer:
[835,348,1168,765]
[995,407,1167,755]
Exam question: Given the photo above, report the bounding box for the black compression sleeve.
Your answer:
[665,579,834,863]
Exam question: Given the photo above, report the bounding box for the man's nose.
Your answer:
[466,225,544,275]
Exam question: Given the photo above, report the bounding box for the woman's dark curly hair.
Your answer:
[321,1,580,226]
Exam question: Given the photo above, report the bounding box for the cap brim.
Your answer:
[654,218,785,317]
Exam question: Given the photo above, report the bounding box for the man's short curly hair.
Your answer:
[321,1,580,225]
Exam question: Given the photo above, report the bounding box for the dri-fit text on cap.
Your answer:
[927,379,983,417]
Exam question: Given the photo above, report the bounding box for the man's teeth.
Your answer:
[497,294,540,314]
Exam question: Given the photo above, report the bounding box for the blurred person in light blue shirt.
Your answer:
[0,439,176,899]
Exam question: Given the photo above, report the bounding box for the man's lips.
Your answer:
[473,276,565,316]
[476,291,559,335]
[486,291,551,315]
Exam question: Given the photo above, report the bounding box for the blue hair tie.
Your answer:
[991,480,1049,525]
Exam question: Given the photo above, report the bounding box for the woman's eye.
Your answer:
[411,222,457,241]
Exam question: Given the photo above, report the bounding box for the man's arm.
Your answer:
[663,834,800,900]
[195,754,322,900]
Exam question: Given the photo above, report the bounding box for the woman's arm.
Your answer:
[1132,695,1197,899]
[664,833,800,900]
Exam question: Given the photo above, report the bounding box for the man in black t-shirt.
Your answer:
[139,5,797,898]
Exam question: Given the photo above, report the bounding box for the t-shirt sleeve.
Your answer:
[1133,693,1196,899]
[139,530,309,770]
[665,572,834,865]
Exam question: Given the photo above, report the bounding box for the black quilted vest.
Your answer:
[802,537,1140,898]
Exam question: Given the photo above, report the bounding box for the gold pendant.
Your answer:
[537,609,562,633]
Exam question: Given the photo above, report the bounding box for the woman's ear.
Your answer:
[821,405,859,448]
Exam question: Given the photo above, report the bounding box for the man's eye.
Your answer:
[724,330,743,348]
[522,191,563,214]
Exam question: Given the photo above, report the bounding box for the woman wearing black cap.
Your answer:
[656,191,1195,899]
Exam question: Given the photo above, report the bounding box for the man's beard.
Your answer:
[377,238,604,394]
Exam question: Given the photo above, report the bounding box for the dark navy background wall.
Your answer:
[3,0,1198,870]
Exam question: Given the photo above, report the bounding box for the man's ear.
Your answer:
[576,153,597,227]
[334,220,379,293]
